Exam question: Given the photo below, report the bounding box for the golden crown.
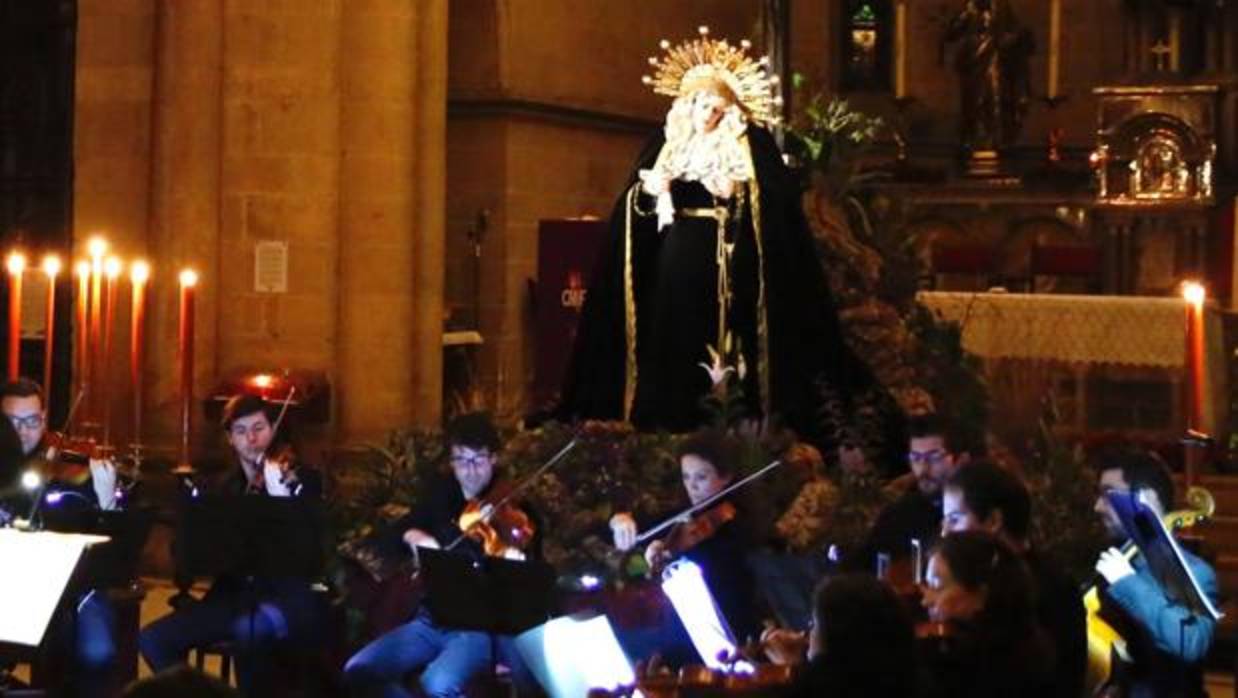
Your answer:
[641,26,783,126]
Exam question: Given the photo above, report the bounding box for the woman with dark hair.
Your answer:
[773,574,919,698]
[920,531,1054,698]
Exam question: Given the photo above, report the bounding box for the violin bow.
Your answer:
[443,436,579,552]
[634,458,782,546]
[251,383,298,489]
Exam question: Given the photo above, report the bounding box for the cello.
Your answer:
[1083,484,1215,694]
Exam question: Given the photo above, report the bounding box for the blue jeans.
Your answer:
[139,580,321,695]
[344,610,535,698]
[74,590,118,698]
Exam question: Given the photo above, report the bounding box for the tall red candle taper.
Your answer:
[87,237,107,424]
[6,253,26,380]
[101,257,121,445]
[41,256,61,413]
[1183,282,1206,433]
[129,261,149,447]
[176,269,198,473]
[74,261,90,397]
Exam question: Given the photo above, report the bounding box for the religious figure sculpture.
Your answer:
[557,28,873,438]
[943,0,1034,157]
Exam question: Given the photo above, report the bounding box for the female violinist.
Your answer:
[608,429,762,666]
[918,531,1054,698]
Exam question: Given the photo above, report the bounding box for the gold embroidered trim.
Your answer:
[743,136,771,419]
[623,184,639,421]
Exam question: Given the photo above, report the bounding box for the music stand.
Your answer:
[0,530,108,646]
[176,495,324,580]
[415,547,556,635]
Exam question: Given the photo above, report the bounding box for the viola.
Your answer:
[455,479,537,559]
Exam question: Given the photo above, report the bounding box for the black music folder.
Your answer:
[176,495,324,580]
[415,546,556,634]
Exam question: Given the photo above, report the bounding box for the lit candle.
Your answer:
[6,253,26,380]
[41,256,61,413]
[1182,281,1206,433]
[894,0,908,99]
[102,257,122,445]
[74,261,90,397]
[87,236,107,422]
[177,269,198,470]
[129,261,149,446]
[1048,0,1061,100]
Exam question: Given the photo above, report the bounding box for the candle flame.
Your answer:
[87,236,108,260]
[1182,281,1206,308]
[130,261,151,284]
[42,256,62,277]
[251,373,275,389]
[104,256,123,279]
[179,269,199,288]
[6,252,26,275]
[74,260,91,279]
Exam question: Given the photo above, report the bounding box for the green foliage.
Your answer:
[1025,401,1109,581]
[785,93,886,196]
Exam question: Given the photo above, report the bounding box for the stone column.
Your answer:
[145,0,222,448]
[410,0,448,428]
[337,0,439,441]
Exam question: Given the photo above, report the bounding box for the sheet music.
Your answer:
[660,559,754,673]
[0,529,108,645]
[1106,492,1223,621]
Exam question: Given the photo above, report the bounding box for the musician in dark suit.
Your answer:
[1,378,123,698]
[139,394,324,696]
[343,412,538,698]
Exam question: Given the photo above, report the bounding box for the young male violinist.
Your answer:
[1091,450,1217,698]
[344,412,538,698]
[139,394,323,696]
[1,377,120,513]
[0,378,122,698]
[608,429,761,665]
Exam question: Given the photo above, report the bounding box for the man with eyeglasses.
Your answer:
[1,377,120,513]
[853,413,974,575]
[0,378,122,698]
[139,394,323,696]
[345,412,539,698]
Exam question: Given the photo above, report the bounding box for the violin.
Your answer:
[456,479,537,559]
[41,431,137,483]
[446,437,579,559]
[648,501,737,574]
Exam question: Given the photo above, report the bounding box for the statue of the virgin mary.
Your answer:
[558,28,874,438]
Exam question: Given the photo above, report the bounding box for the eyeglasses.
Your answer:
[907,448,949,466]
[451,449,494,470]
[7,414,44,431]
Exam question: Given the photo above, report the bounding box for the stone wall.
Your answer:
[75,0,447,456]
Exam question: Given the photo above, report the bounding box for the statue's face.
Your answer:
[689,90,729,134]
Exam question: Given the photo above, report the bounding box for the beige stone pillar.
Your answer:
[411,0,448,428]
[145,0,222,450]
[337,0,432,441]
